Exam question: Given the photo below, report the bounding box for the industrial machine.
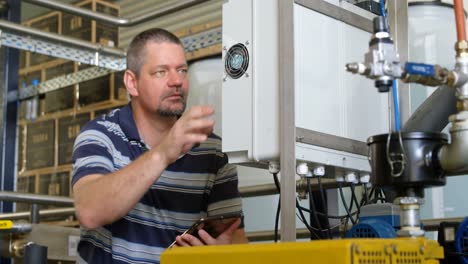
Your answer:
[0,0,466,263]
[163,0,468,263]
[346,3,468,240]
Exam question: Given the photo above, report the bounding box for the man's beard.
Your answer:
[157,101,186,117]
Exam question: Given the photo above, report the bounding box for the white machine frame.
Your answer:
[222,0,410,240]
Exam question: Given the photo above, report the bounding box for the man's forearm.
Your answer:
[74,149,168,229]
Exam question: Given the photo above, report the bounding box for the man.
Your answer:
[72,28,247,264]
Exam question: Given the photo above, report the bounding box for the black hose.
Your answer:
[297,205,358,219]
[272,173,280,242]
[274,195,280,242]
[271,172,321,240]
[317,177,332,238]
[296,198,321,240]
[364,185,369,205]
[273,173,280,192]
[350,183,361,218]
[338,182,356,232]
[307,178,323,239]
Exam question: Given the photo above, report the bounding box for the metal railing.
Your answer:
[23,0,210,27]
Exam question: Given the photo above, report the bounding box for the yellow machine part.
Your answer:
[161,237,443,264]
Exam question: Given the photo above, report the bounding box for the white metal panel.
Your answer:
[294,4,389,141]
[252,0,279,161]
[295,5,343,135]
[221,0,253,159]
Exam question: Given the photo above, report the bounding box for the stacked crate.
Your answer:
[17,0,127,212]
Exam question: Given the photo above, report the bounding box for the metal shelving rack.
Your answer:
[0,20,221,101]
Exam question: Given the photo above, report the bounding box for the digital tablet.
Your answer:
[168,212,242,248]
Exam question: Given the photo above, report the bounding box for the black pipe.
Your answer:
[402,85,457,133]
[24,244,47,264]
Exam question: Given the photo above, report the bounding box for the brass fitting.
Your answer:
[448,71,457,87]
[455,40,468,57]
[457,99,468,112]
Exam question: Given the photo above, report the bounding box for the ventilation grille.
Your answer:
[224,43,249,79]
[357,250,387,264]
[351,227,379,238]
[395,250,422,264]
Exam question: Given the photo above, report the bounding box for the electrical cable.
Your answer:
[307,178,324,239]
[338,182,356,237]
[272,173,280,242]
[274,194,280,242]
[317,176,332,238]
[358,184,370,208]
[271,172,321,240]
[297,205,359,219]
[362,187,375,206]
[392,81,401,131]
[296,199,322,240]
[375,187,381,200]
[364,185,369,205]
[376,188,386,203]
[296,213,343,233]
[379,0,386,19]
[380,188,386,201]
[273,172,280,192]
[350,183,361,216]
[347,183,360,224]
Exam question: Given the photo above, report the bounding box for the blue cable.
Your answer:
[380,0,386,18]
[392,81,401,131]
[379,0,401,131]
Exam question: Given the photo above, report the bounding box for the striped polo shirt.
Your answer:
[72,104,243,264]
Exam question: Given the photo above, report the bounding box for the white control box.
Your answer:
[222,0,389,173]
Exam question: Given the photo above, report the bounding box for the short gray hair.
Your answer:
[126,28,183,77]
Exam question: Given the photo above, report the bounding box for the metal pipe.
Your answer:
[23,0,210,27]
[0,207,75,221]
[438,115,468,174]
[0,192,74,206]
[30,204,40,224]
[454,0,467,41]
[402,86,457,132]
[0,20,125,57]
[246,228,311,242]
[240,179,355,198]
[245,217,464,241]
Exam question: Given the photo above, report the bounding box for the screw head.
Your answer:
[354,245,360,255]
[419,246,425,255]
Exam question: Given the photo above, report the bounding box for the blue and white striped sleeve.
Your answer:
[71,128,115,186]
[206,153,243,218]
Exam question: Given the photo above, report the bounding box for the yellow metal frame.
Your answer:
[162,238,443,264]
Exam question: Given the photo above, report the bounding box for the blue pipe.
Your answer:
[380,0,401,131]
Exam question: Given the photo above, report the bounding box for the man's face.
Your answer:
[134,42,189,117]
